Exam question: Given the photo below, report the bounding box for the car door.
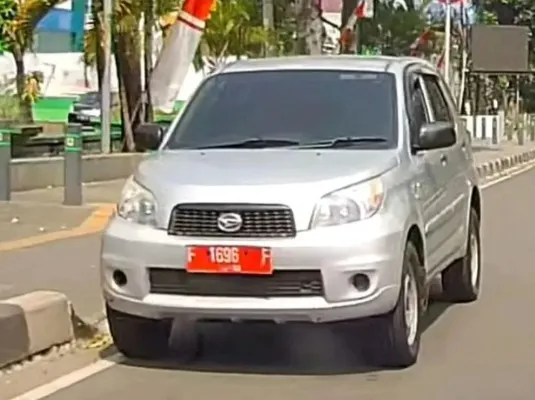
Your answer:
[436,74,472,252]
[405,70,444,273]
[419,73,467,265]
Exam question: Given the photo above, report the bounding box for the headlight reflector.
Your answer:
[310,178,384,228]
[117,177,158,226]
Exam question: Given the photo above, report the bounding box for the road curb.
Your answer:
[0,203,116,253]
[475,149,535,179]
[0,291,74,368]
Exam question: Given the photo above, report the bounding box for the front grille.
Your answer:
[168,203,296,238]
[148,268,324,297]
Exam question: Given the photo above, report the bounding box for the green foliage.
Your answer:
[0,0,18,47]
[201,0,270,63]
[360,0,427,56]
[0,77,22,122]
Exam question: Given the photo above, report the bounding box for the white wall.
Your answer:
[0,52,206,100]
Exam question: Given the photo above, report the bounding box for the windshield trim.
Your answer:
[161,69,399,151]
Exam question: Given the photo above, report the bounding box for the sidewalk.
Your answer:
[471,139,535,165]
[10,179,124,205]
[1,141,535,325]
[0,181,123,245]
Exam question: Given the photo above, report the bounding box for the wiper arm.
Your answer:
[194,138,301,149]
[297,136,388,149]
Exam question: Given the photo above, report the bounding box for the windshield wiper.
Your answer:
[193,138,301,149]
[297,136,388,149]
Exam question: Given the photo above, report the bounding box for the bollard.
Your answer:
[0,129,11,201]
[491,115,498,145]
[516,114,527,146]
[63,123,83,206]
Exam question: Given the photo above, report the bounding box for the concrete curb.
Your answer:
[0,291,74,368]
[475,149,535,179]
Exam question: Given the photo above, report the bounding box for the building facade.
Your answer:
[34,0,88,53]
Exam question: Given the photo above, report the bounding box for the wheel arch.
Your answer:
[470,186,482,225]
[406,224,426,288]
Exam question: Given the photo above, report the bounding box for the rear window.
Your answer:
[166,69,398,149]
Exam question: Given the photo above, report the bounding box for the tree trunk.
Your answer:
[341,0,359,54]
[294,0,323,55]
[13,50,33,123]
[115,59,136,152]
[91,0,105,89]
[114,31,141,152]
[143,0,154,122]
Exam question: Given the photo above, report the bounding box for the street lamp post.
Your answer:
[101,0,112,154]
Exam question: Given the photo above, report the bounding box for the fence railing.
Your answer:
[461,112,535,145]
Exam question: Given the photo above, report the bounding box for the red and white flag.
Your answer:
[150,0,215,113]
[340,0,373,48]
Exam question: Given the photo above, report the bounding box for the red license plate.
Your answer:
[186,246,273,275]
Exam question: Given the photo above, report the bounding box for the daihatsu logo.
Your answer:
[217,213,243,233]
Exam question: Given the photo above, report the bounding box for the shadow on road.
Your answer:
[99,301,453,376]
[472,145,501,152]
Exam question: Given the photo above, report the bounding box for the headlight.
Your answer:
[117,178,158,226]
[310,178,384,229]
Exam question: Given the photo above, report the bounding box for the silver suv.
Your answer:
[101,56,482,368]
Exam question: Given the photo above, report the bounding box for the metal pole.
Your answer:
[262,0,274,56]
[100,0,112,153]
[444,0,452,86]
[0,130,11,202]
[64,123,83,206]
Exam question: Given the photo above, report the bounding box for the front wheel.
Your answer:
[361,241,423,368]
[106,305,171,360]
[442,208,481,303]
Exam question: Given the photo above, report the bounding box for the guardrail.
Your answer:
[0,123,145,199]
[461,112,535,145]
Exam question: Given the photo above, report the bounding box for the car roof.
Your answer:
[217,55,435,75]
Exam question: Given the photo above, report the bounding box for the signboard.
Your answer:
[471,25,531,74]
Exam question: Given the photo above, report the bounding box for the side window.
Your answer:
[421,75,452,122]
[407,76,429,144]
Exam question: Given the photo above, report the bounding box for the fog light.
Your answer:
[112,269,127,287]
[352,273,370,292]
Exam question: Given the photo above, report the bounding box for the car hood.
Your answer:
[135,149,399,230]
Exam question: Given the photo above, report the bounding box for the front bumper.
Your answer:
[101,216,406,323]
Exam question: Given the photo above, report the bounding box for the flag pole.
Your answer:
[101,0,112,153]
[444,0,452,86]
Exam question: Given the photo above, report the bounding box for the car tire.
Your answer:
[442,208,481,303]
[361,241,423,368]
[168,319,203,363]
[106,304,171,360]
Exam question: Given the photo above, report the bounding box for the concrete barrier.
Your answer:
[11,153,144,191]
[475,149,535,179]
[0,291,74,368]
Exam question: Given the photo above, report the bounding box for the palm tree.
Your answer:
[0,0,66,122]
[85,0,181,151]
[198,0,271,71]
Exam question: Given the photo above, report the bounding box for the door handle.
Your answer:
[440,154,448,165]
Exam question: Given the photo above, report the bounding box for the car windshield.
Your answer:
[165,69,398,150]
[78,92,100,104]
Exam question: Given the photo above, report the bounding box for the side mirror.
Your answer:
[416,121,456,151]
[135,123,164,151]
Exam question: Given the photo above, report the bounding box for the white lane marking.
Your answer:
[8,160,535,400]
[7,355,124,400]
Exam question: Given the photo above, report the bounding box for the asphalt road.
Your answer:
[17,166,535,400]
